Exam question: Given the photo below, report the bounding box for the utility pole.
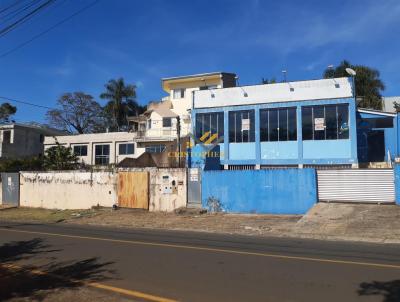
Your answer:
[176,116,181,167]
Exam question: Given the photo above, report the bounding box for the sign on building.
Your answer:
[314,118,325,131]
[241,118,250,131]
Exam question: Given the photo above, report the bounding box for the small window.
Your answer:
[95,144,110,165]
[73,145,88,156]
[119,143,134,155]
[173,88,185,99]
[147,119,152,129]
[145,144,166,153]
[162,117,172,127]
[3,130,11,143]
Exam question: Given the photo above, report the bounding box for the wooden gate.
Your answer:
[118,172,149,209]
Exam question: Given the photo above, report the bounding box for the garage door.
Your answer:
[317,169,395,203]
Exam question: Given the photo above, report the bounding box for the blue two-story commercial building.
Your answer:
[190,77,399,169]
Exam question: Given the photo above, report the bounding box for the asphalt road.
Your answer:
[0,221,399,302]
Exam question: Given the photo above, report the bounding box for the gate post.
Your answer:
[395,164,400,205]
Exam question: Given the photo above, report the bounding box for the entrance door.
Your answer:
[118,172,149,209]
[1,173,19,206]
[367,130,385,162]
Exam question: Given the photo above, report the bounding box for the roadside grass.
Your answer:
[0,207,98,223]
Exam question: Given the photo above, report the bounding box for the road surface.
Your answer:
[0,221,399,302]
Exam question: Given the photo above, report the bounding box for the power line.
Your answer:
[0,0,24,14]
[0,0,56,38]
[0,0,100,59]
[0,0,43,26]
[0,96,55,110]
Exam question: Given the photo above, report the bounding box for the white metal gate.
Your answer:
[317,169,395,203]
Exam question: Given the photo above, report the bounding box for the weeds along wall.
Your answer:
[201,169,317,214]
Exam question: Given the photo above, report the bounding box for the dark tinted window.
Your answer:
[195,112,224,143]
[228,110,255,143]
[119,143,134,155]
[260,107,296,142]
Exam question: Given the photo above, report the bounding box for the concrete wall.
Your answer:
[194,77,353,109]
[19,169,187,211]
[20,171,117,210]
[201,169,317,214]
[149,168,187,212]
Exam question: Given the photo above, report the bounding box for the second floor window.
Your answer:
[73,145,88,156]
[260,108,297,142]
[173,88,185,99]
[119,143,134,155]
[163,117,172,127]
[302,104,349,140]
[95,144,110,165]
[229,110,255,143]
[195,112,224,143]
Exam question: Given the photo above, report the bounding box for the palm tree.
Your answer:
[100,78,139,130]
[323,60,385,110]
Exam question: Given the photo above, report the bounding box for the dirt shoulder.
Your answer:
[1,203,400,244]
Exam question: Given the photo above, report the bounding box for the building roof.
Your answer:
[0,122,67,135]
[382,96,400,113]
[161,72,236,82]
[152,107,178,118]
[193,77,354,109]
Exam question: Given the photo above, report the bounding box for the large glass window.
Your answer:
[119,143,134,155]
[195,112,224,143]
[260,108,297,142]
[95,144,110,165]
[73,145,88,156]
[229,110,255,143]
[301,104,349,140]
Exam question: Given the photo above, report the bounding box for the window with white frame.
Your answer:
[173,88,185,99]
[95,144,110,165]
[119,143,134,155]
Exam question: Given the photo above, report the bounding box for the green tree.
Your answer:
[323,60,385,110]
[0,156,43,172]
[43,142,78,170]
[261,77,277,84]
[0,102,17,123]
[46,92,105,134]
[100,78,142,131]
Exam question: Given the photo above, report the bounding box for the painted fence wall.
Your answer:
[19,169,187,211]
[20,171,117,210]
[201,169,317,214]
[149,168,187,212]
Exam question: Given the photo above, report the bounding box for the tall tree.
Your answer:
[46,92,105,134]
[0,102,17,123]
[100,78,142,131]
[323,60,385,110]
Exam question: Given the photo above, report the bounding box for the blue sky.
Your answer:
[1,0,400,123]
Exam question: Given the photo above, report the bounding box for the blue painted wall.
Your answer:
[229,143,256,160]
[261,141,298,159]
[201,169,317,214]
[394,164,400,205]
[303,140,352,159]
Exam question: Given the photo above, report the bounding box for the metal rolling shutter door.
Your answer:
[317,169,395,203]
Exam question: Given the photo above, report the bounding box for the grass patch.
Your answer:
[0,207,97,223]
